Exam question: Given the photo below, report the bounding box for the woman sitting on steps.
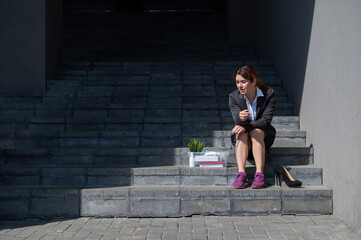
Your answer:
[229,65,276,189]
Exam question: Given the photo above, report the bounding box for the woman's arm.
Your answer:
[229,93,242,125]
[229,93,249,126]
[243,89,276,132]
[232,125,246,135]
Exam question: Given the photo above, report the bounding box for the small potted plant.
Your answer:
[187,139,205,167]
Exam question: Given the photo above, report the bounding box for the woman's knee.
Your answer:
[249,128,265,142]
[236,132,249,142]
[236,132,250,150]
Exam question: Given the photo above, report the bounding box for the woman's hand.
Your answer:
[232,125,245,135]
[239,110,250,121]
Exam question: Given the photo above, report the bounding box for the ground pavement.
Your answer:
[0,215,360,240]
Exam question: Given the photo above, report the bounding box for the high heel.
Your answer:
[274,166,302,187]
[274,171,283,187]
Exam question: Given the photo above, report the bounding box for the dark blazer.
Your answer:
[228,87,276,149]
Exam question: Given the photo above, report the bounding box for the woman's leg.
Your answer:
[249,128,266,173]
[235,132,251,172]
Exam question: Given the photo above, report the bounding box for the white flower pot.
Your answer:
[188,152,205,167]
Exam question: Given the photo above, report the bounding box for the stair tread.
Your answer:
[3,146,312,152]
[0,129,306,134]
[0,102,293,108]
[0,184,332,193]
[0,164,322,170]
[0,116,299,121]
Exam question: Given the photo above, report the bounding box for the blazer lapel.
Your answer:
[256,96,266,119]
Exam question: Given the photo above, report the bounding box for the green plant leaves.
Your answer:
[187,139,205,152]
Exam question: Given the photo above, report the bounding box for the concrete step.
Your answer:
[0,130,179,148]
[40,93,290,106]
[0,166,133,187]
[54,63,278,73]
[51,70,281,82]
[61,52,255,62]
[0,92,42,104]
[51,74,283,87]
[57,60,274,71]
[0,185,332,219]
[0,129,305,149]
[1,147,313,166]
[53,65,277,74]
[183,130,306,147]
[0,102,294,117]
[40,91,289,104]
[222,116,300,131]
[0,116,299,132]
[0,165,322,187]
[47,73,283,83]
[45,87,290,98]
[132,165,321,187]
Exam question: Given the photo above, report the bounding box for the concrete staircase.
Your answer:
[0,11,332,219]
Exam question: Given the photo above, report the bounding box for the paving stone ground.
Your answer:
[0,215,359,240]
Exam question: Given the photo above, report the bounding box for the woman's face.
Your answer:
[235,74,256,95]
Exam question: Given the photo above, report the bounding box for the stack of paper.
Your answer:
[199,161,226,168]
[194,155,219,162]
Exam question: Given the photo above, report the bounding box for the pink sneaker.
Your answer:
[232,172,248,189]
[251,172,266,189]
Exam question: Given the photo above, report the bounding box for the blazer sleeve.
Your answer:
[243,89,276,132]
[228,92,245,126]
[228,93,242,125]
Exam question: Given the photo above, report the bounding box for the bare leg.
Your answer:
[235,132,251,173]
[249,128,266,173]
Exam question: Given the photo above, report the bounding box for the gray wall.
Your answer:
[254,0,315,115]
[253,0,361,234]
[0,0,63,92]
[300,0,361,234]
[227,0,361,234]
[46,0,63,80]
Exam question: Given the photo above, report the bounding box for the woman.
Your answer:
[229,65,276,189]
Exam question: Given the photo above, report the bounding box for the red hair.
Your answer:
[232,65,268,93]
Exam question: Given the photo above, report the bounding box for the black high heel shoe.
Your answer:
[275,166,302,187]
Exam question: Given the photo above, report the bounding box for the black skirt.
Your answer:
[231,124,276,150]
[263,124,276,150]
